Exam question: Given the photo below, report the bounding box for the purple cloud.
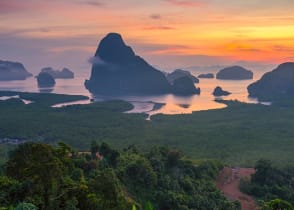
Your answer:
[84,1,104,7]
[163,0,203,7]
[150,14,162,19]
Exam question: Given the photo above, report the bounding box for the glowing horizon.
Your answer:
[1,0,294,73]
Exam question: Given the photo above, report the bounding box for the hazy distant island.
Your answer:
[216,66,253,80]
[0,60,32,81]
[41,67,74,79]
[198,73,214,79]
[248,62,294,100]
[166,69,199,84]
[85,33,199,96]
[213,86,231,96]
[36,72,56,87]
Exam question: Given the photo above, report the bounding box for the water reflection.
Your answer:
[89,77,269,116]
[38,87,54,93]
[0,95,33,104]
[178,104,190,109]
[0,71,271,116]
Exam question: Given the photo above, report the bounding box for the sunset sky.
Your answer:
[1,0,294,73]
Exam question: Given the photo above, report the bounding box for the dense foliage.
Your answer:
[1,91,294,167]
[240,159,294,208]
[0,91,88,106]
[259,199,294,210]
[0,142,240,210]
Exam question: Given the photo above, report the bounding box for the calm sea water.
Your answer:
[0,70,270,116]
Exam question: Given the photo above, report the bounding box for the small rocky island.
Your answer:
[85,33,199,96]
[213,86,231,96]
[198,73,214,79]
[0,60,32,81]
[216,66,253,80]
[248,62,294,100]
[172,76,200,95]
[41,67,74,79]
[166,69,199,84]
[36,72,56,87]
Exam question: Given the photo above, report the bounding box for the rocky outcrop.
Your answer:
[198,73,214,79]
[172,76,200,95]
[36,72,56,87]
[213,86,231,96]
[0,60,32,81]
[85,33,198,96]
[41,67,74,79]
[166,69,199,84]
[248,62,294,100]
[216,66,253,80]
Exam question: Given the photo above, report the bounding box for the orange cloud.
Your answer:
[143,26,176,30]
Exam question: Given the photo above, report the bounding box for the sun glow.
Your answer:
[1,0,294,70]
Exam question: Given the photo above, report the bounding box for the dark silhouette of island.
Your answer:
[0,60,32,81]
[36,72,56,88]
[216,66,253,80]
[172,76,200,95]
[248,62,294,100]
[85,33,199,96]
[166,69,199,84]
[198,73,214,79]
[41,67,74,79]
[213,86,231,96]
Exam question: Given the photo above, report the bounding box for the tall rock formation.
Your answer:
[85,33,172,95]
[248,62,294,100]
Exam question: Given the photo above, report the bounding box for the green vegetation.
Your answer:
[0,93,294,166]
[240,159,294,208]
[3,91,294,209]
[260,199,294,210]
[0,91,89,106]
[1,91,294,167]
[0,142,240,210]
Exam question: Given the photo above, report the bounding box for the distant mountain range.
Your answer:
[0,60,32,81]
[166,69,199,84]
[41,67,74,79]
[216,66,253,80]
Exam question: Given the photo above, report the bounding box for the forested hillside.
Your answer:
[0,142,240,210]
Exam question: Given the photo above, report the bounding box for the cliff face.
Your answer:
[85,33,172,95]
[0,60,32,81]
[248,62,294,100]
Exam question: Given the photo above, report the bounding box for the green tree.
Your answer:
[90,141,99,159]
[6,143,64,209]
[252,159,273,185]
[99,142,120,167]
[88,168,132,210]
[117,153,157,196]
[260,199,294,210]
[0,176,24,207]
[15,202,38,210]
